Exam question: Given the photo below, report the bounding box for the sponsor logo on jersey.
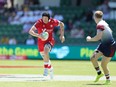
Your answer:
[50,25,53,28]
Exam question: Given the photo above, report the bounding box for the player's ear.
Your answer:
[48,16,50,21]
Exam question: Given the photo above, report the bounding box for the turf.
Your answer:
[0,81,116,87]
[0,60,116,87]
[0,60,115,76]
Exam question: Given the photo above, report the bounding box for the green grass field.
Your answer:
[0,60,116,87]
[1,81,116,87]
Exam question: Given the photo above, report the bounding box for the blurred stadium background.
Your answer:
[0,0,116,60]
[0,0,116,87]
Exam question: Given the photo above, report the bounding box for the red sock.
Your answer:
[48,65,51,69]
[44,64,48,68]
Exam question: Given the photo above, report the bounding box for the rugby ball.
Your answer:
[41,32,49,41]
[86,36,91,39]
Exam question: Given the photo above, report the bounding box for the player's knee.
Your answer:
[90,57,94,62]
[44,46,49,54]
[90,54,96,62]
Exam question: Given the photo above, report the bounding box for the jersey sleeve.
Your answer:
[34,20,41,29]
[53,19,60,27]
[96,25,104,31]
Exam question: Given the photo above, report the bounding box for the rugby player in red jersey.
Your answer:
[29,12,65,79]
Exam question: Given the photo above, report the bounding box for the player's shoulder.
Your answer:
[97,20,107,26]
[96,20,106,30]
[37,19,43,23]
[49,18,55,22]
[50,18,59,22]
[97,20,109,29]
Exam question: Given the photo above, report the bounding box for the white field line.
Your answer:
[0,74,116,82]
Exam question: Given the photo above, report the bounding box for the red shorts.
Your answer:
[37,38,55,52]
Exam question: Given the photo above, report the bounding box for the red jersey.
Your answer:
[34,18,60,52]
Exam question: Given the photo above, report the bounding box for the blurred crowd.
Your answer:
[0,0,111,45]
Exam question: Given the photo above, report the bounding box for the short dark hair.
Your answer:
[94,11,103,19]
[42,12,50,19]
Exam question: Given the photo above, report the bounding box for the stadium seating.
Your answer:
[1,4,116,45]
[29,6,85,22]
[0,24,28,44]
[0,19,116,45]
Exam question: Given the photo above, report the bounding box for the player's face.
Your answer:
[42,16,49,24]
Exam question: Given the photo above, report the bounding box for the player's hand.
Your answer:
[60,35,65,43]
[86,36,92,42]
[38,34,44,40]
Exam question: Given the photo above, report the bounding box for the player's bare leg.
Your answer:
[44,44,54,79]
[90,51,102,67]
[40,44,53,79]
[90,51,104,82]
[40,52,49,76]
[101,56,111,85]
[41,45,50,77]
[44,44,52,69]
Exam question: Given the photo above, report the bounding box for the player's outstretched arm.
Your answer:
[86,30,103,42]
[29,26,42,39]
[59,21,65,43]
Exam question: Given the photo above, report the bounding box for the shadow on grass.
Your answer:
[86,83,104,85]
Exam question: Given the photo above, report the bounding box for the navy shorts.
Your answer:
[96,42,116,57]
